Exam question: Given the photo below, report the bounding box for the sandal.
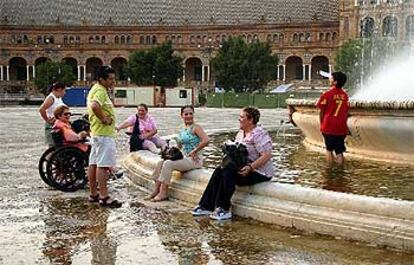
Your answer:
[99,196,122,208]
[88,194,99,203]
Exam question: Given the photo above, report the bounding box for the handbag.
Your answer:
[161,146,183,161]
[129,114,144,152]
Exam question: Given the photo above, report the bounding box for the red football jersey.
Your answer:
[316,86,350,136]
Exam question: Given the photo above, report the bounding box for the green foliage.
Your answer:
[128,42,183,87]
[211,37,278,92]
[335,37,405,92]
[34,61,76,95]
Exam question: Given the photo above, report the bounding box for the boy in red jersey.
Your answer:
[316,72,350,165]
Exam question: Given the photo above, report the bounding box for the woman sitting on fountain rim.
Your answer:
[192,106,274,220]
[316,71,350,166]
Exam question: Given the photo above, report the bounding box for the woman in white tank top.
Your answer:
[38,82,66,146]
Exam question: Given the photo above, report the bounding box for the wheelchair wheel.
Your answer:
[46,147,88,192]
[38,146,56,187]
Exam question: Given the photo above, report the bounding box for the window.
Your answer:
[115,90,127,98]
[179,90,187,98]
[406,16,414,38]
[383,16,398,38]
[361,17,375,38]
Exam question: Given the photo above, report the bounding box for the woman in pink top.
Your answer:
[52,105,89,152]
[116,103,167,153]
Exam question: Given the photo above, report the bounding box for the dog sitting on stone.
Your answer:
[161,138,183,161]
[220,141,248,171]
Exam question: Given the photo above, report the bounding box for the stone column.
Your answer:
[303,65,306,80]
[33,65,36,78]
[207,65,210,81]
[283,65,286,81]
[26,65,30,81]
[83,66,86,81]
[182,69,186,82]
[276,65,280,80]
[77,65,81,81]
[201,65,205,82]
[329,64,332,74]
[308,65,312,82]
[0,65,3,81]
[6,65,10,81]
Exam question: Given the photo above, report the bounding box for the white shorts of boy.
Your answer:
[89,136,116,168]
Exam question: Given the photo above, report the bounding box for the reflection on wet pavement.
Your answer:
[0,107,413,264]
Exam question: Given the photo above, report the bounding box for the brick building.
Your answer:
[0,0,413,95]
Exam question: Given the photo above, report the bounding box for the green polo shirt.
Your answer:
[87,83,116,137]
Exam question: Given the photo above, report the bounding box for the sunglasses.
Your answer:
[63,112,72,117]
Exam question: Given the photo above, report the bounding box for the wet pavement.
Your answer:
[0,107,413,265]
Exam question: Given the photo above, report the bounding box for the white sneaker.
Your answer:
[191,206,212,216]
[209,207,232,220]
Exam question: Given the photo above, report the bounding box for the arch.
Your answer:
[325,32,331,41]
[101,36,106,44]
[383,16,398,38]
[285,56,303,81]
[140,36,145,44]
[35,57,49,66]
[332,32,337,41]
[184,57,202,82]
[127,35,132,44]
[120,36,126,44]
[146,35,151,44]
[406,15,414,38]
[9,57,27,81]
[177,35,182,44]
[111,57,128,81]
[311,56,329,80]
[115,36,120,44]
[85,57,103,81]
[361,16,375,38]
[62,57,78,77]
[152,36,157,44]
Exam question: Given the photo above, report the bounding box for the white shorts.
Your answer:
[89,136,116,168]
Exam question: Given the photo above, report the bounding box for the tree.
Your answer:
[335,37,405,92]
[34,61,76,95]
[128,42,183,87]
[211,37,278,92]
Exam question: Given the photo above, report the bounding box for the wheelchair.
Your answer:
[38,115,90,192]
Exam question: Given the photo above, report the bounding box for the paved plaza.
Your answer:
[0,106,412,264]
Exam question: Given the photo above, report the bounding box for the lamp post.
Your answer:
[197,37,221,93]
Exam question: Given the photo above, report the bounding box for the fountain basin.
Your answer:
[287,99,414,164]
[123,151,414,252]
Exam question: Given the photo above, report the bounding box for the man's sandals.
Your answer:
[99,196,122,208]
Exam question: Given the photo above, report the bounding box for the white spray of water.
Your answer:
[351,53,414,102]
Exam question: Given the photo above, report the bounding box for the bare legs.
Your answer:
[325,151,345,166]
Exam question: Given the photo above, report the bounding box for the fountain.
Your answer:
[123,39,414,253]
[287,53,414,164]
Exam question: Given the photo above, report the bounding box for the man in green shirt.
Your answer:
[87,66,121,208]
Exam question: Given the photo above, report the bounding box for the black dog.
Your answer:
[220,141,248,171]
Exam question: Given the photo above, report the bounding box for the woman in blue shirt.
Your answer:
[148,105,209,202]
